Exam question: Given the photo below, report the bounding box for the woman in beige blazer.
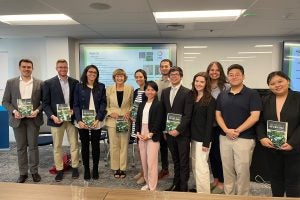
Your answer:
[106,68,134,178]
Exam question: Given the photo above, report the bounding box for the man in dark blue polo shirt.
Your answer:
[216,64,262,196]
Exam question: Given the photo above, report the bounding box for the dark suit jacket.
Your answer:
[135,98,163,142]
[73,82,107,122]
[2,77,44,128]
[256,90,300,152]
[161,85,194,137]
[42,75,78,127]
[190,98,216,148]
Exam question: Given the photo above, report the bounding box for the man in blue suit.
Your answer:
[42,59,79,182]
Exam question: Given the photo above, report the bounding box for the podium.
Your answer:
[0,106,9,150]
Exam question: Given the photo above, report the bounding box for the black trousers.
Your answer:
[166,134,190,192]
[159,134,169,170]
[267,149,300,197]
[209,126,224,182]
[78,129,101,168]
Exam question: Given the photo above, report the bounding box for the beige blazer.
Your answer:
[105,84,134,127]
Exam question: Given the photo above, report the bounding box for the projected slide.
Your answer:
[80,44,176,88]
[283,41,300,92]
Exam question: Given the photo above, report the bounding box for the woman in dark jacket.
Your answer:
[190,72,216,194]
[73,65,107,180]
[256,71,300,197]
[135,81,163,191]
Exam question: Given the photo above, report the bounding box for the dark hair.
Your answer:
[206,61,227,91]
[80,65,100,90]
[160,59,173,67]
[227,64,244,75]
[145,80,158,92]
[134,69,147,81]
[191,72,212,106]
[19,59,33,67]
[169,66,183,77]
[267,71,290,85]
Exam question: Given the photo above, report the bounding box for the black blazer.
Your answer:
[135,98,163,142]
[73,82,107,122]
[161,85,194,137]
[256,90,300,152]
[42,76,79,127]
[190,98,216,148]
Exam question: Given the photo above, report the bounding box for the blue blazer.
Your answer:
[73,82,107,122]
[42,76,79,127]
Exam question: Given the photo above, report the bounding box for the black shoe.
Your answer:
[92,166,99,180]
[55,170,63,182]
[84,168,91,180]
[165,184,180,191]
[189,188,197,193]
[17,175,28,183]
[72,168,79,179]
[32,173,41,182]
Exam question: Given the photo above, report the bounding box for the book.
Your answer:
[17,98,33,117]
[166,113,182,132]
[116,117,129,133]
[56,104,71,122]
[267,120,288,149]
[130,102,139,119]
[82,109,96,128]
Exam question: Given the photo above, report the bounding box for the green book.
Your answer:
[17,99,33,117]
[166,113,182,132]
[116,117,129,133]
[82,109,96,128]
[56,104,71,121]
[267,120,288,149]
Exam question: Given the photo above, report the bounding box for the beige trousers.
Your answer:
[51,122,79,170]
[220,135,255,195]
[191,140,211,194]
[107,126,129,171]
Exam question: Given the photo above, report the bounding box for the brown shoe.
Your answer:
[158,169,169,180]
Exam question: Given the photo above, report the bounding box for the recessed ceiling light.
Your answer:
[153,10,246,23]
[0,14,78,25]
[89,2,111,10]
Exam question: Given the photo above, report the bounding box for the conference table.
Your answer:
[0,182,297,200]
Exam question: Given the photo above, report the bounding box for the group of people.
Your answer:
[2,58,300,197]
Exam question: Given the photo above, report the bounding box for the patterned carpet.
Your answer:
[0,142,271,196]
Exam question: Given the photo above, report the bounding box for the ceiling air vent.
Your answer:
[166,24,184,30]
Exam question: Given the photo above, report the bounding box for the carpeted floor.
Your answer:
[0,142,271,196]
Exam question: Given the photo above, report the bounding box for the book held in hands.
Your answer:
[82,109,96,128]
[166,113,182,132]
[17,99,33,117]
[267,120,288,149]
[116,116,129,133]
[56,104,71,121]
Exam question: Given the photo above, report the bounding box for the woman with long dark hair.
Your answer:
[190,72,216,193]
[73,65,107,180]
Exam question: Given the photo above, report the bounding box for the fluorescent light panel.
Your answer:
[184,56,196,59]
[227,56,256,59]
[220,59,244,62]
[153,10,246,23]
[238,51,272,54]
[0,14,79,25]
[184,46,207,49]
[254,45,273,47]
[184,52,201,55]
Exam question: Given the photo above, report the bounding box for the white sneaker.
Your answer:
[141,185,149,191]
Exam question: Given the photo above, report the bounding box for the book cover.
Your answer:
[166,113,182,132]
[267,120,288,149]
[116,117,129,133]
[17,98,33,117]
[131,102,139,119]
[56,104,71,122]
[82,109,96,128]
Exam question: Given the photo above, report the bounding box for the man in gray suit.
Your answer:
[2,58,43,183]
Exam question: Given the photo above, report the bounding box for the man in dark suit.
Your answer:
[2,58,43,183]
[42,59,79,182]
[161,66,193,192]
